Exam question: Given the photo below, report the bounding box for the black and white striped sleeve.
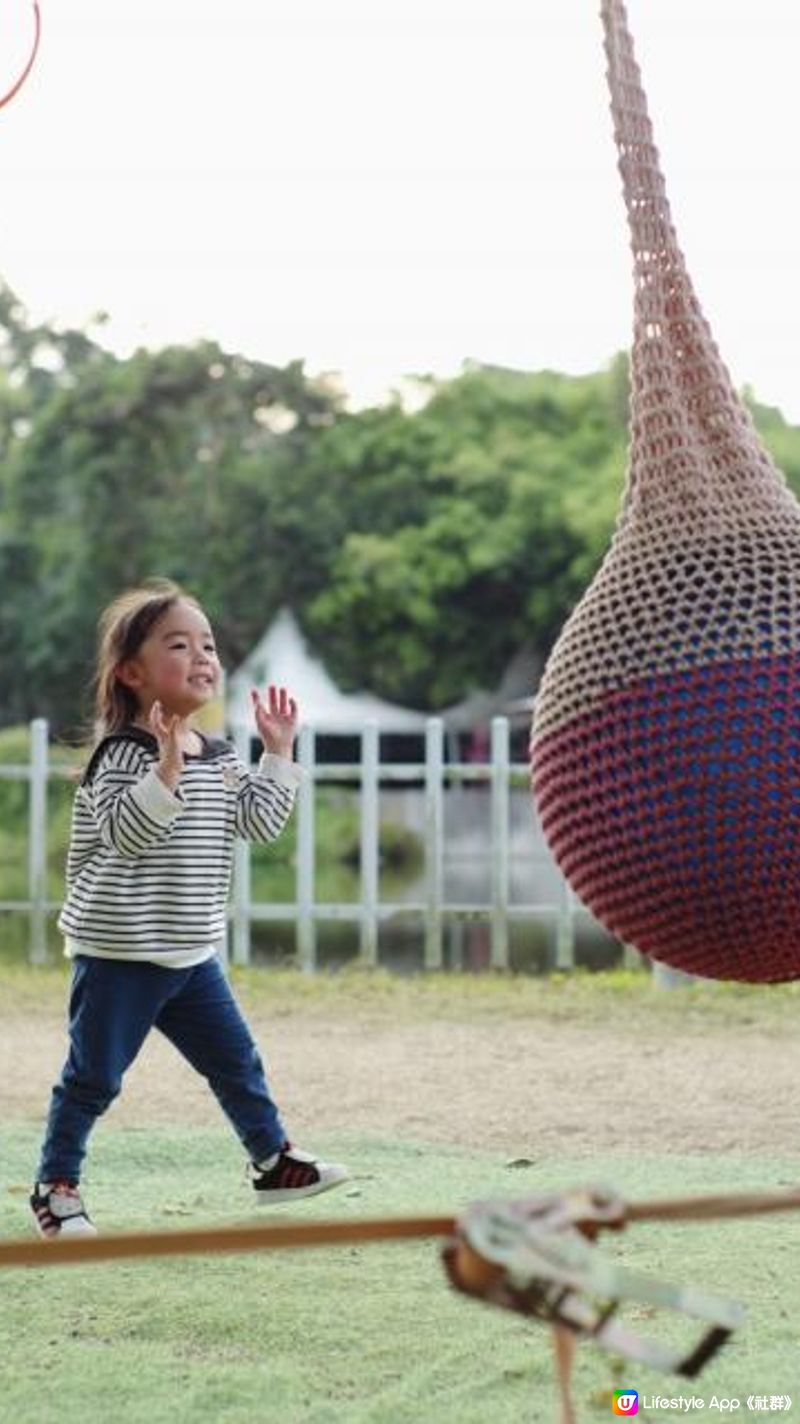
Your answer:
[233,753,302,844]
[87,741,185,858]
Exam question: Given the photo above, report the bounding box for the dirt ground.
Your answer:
[4,985,798,1159]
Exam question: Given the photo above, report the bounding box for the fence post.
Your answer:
[28,718,48,965]
[489,717,510,969]
[296,726,316,971]
[555,876,576,970]
[360,722,379,966]
[424,718,444,969]
[622,942,643,970]
[652,961,697,989]
[231,725,252,966]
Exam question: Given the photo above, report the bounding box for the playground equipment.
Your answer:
[531,0,800,984]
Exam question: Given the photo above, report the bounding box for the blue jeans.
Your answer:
[37,955,287,1183]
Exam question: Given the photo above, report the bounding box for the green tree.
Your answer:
[5,305,800,734]
[1,336,341,733]
[297,363,627,707]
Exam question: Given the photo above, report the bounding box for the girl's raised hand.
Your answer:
[150,700,185,790]
[251,685,299,758]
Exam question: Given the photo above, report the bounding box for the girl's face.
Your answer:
[118,599,222,719]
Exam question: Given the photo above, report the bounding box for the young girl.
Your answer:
[30,579,347,1239]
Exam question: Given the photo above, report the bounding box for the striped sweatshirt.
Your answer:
[58,727,301,961]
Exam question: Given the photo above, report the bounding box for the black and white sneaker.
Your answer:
[30,1181,97,1239]
[248,1144,348,1203]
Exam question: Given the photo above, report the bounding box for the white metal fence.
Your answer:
[0,717,637,972]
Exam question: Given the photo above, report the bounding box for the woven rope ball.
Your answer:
[530,0,800,983]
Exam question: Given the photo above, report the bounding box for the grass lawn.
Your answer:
[2,959,800,1027]
[1,966,798,1421]
[1,1125,798,1424]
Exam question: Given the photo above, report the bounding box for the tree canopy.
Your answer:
[2,282,799,735]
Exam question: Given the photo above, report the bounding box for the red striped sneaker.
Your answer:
[248,1144,348,1202]
[30,1181,97,1239]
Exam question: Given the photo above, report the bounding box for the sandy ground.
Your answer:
[3,994,798,1159]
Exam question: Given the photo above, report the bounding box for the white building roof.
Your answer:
[226,607,429,734]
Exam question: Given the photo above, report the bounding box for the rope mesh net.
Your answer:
[530,0,800,982]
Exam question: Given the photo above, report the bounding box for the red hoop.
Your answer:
[0,1,41,112]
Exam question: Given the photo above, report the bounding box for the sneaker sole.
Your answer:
[30,1210,98,1240]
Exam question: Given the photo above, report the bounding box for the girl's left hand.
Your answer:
[251,684,299,758]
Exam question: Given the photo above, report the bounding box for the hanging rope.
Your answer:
[530,0,800,983]
[0,2,41,112]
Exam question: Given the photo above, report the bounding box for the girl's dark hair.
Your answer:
[92,578,201,743]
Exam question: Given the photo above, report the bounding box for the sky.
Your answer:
[2,0,800,415]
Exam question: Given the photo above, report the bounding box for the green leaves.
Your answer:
[299,366,625,706]
[0,322,342,730]
[2,286,799,734]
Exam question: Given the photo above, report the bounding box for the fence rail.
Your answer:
[0,717,639,973]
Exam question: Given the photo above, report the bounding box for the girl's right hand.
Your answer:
[150,700,185,791]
